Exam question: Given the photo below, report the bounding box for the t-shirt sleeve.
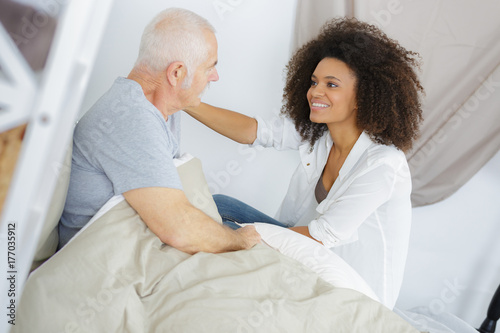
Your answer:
[74,107,182,195]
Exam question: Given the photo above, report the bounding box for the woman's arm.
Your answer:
[289,226,323,245]
[184,103,257,144]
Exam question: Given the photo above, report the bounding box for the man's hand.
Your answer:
[235,225,261,249]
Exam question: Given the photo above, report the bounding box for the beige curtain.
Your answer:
[293,0,354,50]
[293,0,500,207]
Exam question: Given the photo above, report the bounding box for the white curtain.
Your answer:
[293,0,500,207]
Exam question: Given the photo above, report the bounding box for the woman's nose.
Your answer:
[311,85,325,96]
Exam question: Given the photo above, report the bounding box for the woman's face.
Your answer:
[307,58,358,128]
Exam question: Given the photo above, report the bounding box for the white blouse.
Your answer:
[252,115,412,309]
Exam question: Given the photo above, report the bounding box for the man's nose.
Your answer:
[209,68,219,82]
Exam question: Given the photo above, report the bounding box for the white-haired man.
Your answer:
[58,8,261,253]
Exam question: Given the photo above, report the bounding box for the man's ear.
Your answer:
[166,61,186,87]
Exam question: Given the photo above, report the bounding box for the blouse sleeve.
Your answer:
[250,114,304,150]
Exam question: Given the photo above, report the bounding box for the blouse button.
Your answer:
[306,163,310,166]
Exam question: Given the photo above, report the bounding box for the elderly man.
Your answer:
[58,8,261,253]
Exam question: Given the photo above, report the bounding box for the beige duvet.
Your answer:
[15,200,419,332]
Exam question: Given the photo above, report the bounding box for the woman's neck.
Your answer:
[327,123,363,156]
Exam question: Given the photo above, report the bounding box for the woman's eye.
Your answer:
[327,82,338,88]
[310,80,317,86]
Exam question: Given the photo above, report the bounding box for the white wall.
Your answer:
[81,0,500,328]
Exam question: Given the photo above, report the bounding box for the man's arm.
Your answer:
[123,187,261,254]
[184,103,257,144]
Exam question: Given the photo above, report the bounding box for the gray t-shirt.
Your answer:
[59,77,183,248]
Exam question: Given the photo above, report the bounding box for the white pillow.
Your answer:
[252,223,380,303]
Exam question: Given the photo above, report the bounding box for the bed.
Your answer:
[13,152,423,332]
[15,150,500,332]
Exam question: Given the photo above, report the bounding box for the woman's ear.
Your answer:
[166,61,186,87]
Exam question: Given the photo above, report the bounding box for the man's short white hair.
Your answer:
[135,8,215,87]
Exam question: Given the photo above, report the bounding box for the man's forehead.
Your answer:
[203,29,217,44]
[206,42,218,66]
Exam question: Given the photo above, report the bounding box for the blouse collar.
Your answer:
[300,131,373,183]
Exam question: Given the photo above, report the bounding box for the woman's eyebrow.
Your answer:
[324,75,342,82]
[311,74,342,82]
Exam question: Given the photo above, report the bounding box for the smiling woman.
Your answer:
[183,17,424,309]
[306,57,361,194]
[308,58,358,128]
[282,18,423,153]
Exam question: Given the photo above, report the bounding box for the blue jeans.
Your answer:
[213,194,288,230]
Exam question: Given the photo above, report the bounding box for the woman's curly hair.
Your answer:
[281,18,424,152]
